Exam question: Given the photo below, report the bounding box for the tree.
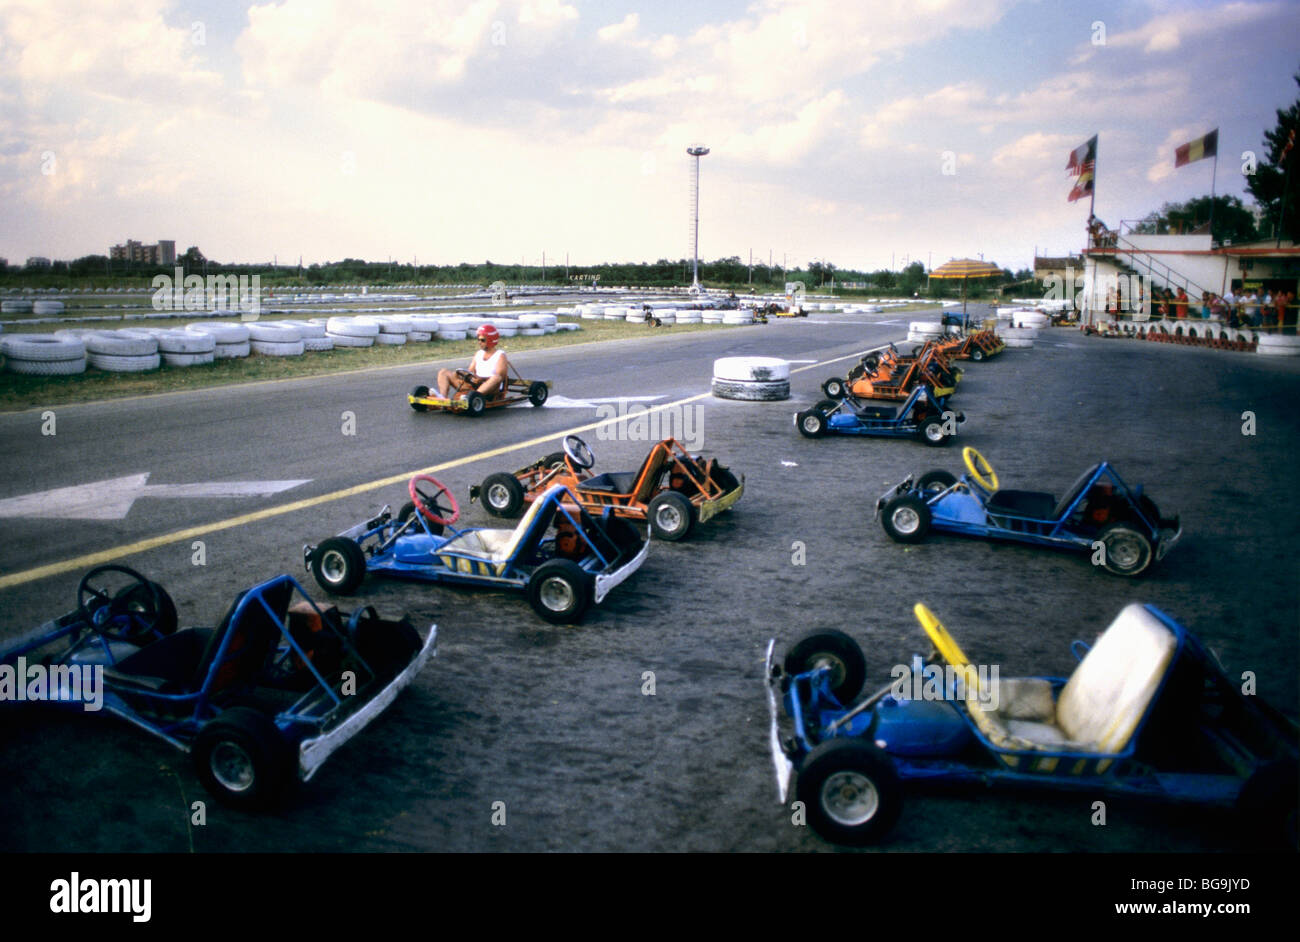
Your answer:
[1133,195,1259,244]
[1246,67,1300,243]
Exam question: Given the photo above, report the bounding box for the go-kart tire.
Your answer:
[917,415,950,447]
[785,629,866,703]
[193,707,293,810]
[917,470,957,495]
[528,382,549,407]
[480,473,525,517]
[465,392,486,416]
[397,501,442,536]
[822,377,846,400]
[114,580,179,640]
[1098,522,1153,577]
[542,451,567,469]
[711,377,790,401]
[881,494,930,543]
[648,490,695,541]
[796,739,903,846]
[1236,759,1299,851]
[796,409,826,438]
[311,537,367,595]
[527,559,593,625]
[410,385,429,412]
[969,346,985,362]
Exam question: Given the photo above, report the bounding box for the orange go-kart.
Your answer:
[470,435,744,541]
[408,361,551,417]
[822,342,957,401]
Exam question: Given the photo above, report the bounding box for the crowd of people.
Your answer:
[1106,283,1296,332]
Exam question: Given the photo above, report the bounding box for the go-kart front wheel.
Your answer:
[1097,522,1153,577]
[311,537,367,595]
[479,473,526,517]
[785,630,866,703]
[464,391,487,416]
[528,382,549,407]
[796,409,827,438]
[193,707,292,810]
[648,490,695,541]
[917,415,951,447]
[797,739,903,846]
[527,559,593,624]
[881,495,931,543]
[410,385,429,411]
[821,377,846,400]
[969,346,985,362]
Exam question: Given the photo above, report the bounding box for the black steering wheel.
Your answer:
[77,564,177,644]
[408,474,460,526]
[563,435,595,470]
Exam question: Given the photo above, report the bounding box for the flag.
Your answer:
[1066,135,1097,174]
[1066,134,1097,202]
[1174,129,1218,167]
[1280,128,1296,164]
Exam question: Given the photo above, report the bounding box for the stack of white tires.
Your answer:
[135,328,216,366]
[375,317,411,345]
[278,320,333,351]
[999,327,1036,348]
[81,330,162,371]
[712,356,790,401]
[2,333,87,375]
[247,322,304,356]
[1257,334,1300,356]
[908,320,944,343]
[326,316,378,347]
[190,322,252,359]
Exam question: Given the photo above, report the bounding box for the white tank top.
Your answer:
[473,349,504,378]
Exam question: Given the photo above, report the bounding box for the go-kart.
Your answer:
[875,447,1181,576]
[765,603,1299,847]
[470,435,744,542]
[794,384,965,444]
[821,342,957,401]
[0,565,435,809]
[408,361,551,416]
[304,475,648,624]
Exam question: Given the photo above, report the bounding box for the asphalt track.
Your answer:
[1,307,1297,854]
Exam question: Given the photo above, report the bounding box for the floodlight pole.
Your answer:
[688,146,710,291]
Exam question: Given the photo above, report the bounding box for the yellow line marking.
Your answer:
[0,339,899,590]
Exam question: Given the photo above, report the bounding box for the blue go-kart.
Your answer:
[766,603,1298,847]
[875,447,1181,576]
[794,384,965,444]
[305,476,648,624]
[0,565,436,809]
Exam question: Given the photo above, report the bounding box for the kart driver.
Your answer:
[436,324,509,399]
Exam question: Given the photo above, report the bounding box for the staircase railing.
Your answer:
[1088,229,1214,302]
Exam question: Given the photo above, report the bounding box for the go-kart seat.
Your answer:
[1050,463,1103,520]
[435,492,556,570]
[966,604,1178,766]
[985,490,1057,519]
[103,579,292,696]
[577,445,671,498]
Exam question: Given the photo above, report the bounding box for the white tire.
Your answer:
[701,312,724,324]
[1,300,33,313]
[214,341,251,359]
[162,351,214,367]
[326,331,374,347]
[302,336,334,352]
[187,322,250,343]
[250,339,305,356]
[246,322,302,343]
[436,329,467,341]
[711,377,790,401]
[374,332,406,345]
[376,316,412,334]
[1257,334,1300,356]
[6,355,86,375]
[153,329,216,354]
[518,327,546,337]
[556,323,581,332]
[407,330,432,342]
[81,331,158,356]
[722,313,754,325]
[326,316,379,338]
[32,300,66,315]
[277,319,327,338]
[713,356,790,382]
[1,334,86,361]
[88,352,161,372]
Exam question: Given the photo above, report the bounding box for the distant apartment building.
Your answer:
[109,239,176,264]
[25,256,52,268]
[0,257,7,270]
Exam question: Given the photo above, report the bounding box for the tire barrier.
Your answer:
[712,357,791,401]
[999,327,1036,348]
[32,300,66,315]
[2,333,87,374]
[1106,318,1265,352]
[251,338,306,356]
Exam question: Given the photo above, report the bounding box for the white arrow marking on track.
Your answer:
[0,474,312,521]
[526,394,666,409]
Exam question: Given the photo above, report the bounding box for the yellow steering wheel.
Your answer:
[962,446,999,492]
[913,603,982,701]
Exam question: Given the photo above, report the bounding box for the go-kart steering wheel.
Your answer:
[962,446,999,492]
[77,564,171,644]
[408,474,460,526]
[563,435,595,470]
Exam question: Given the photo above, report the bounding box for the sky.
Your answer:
[1,0,1298,274]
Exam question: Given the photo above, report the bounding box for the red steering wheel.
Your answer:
[408,474,460,526]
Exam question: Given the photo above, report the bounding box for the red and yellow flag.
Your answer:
[1174,129,1217,168]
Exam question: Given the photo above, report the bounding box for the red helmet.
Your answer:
[476,324,500,346]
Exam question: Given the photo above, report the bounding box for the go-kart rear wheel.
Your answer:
[480,473,525,517]
[648,490,695,541]
[796,409,826,438]
[465,391,486,416]
[881,495,931,543]
[410,385,429,411]
[797,739,903,846]
[528,381,549,407]
[785,630,866,702]
[193,707,292,810]
[917,415,950,447]
[822,377,846,400]
[527,559,593,625]
[311,537,367,595]
[970,347,985,362]
[1097,522,1153,577]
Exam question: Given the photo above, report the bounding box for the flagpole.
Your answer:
[1208,140,1219,244]
[1089,137,1098,222]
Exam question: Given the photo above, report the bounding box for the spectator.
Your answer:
[1245,290,1261,327]
[1175,287,1189,318]
[1199,291,1211,319]
[1262,289,1274,326]
[1275,289,1289,330]
[1157,288,1170,318]
[1210,293,1227,321]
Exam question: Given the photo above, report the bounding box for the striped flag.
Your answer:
[1066,135,1097,202]
[1174,129,1218,167]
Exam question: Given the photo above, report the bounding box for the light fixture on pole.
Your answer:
[687,145,710,292]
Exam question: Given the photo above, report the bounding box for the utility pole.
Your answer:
[748,249,752,285]
[687,145,710,290]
